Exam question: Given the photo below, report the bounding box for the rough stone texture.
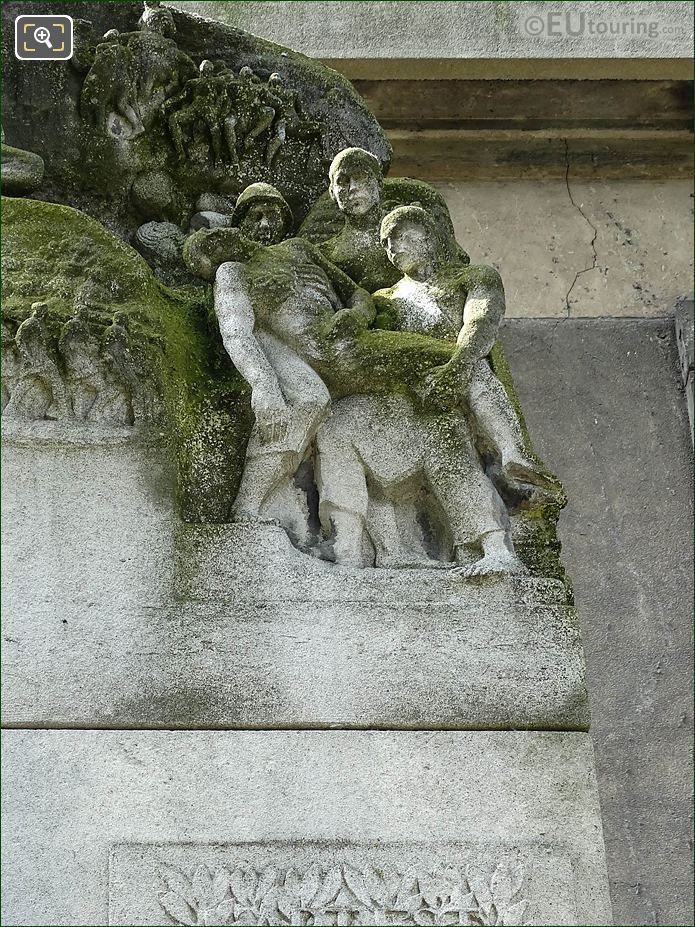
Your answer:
[1,1,390,236]
[437,179,694,318]
[168,2,694,62]
[0,729,613,926]
[0,142,44,196]
[500,318,694,927]
[1,424,587,731]
[674,299,694,435]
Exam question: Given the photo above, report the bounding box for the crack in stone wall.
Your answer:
[563,138,599,317]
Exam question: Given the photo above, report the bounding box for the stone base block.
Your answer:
[1,730,613,926]
[2,426,588,731]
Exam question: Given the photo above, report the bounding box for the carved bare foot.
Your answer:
[461,548,528,578]
[455,529,528,578]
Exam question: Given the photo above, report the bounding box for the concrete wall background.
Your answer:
[439,179,693,318]
[503,318,694,927]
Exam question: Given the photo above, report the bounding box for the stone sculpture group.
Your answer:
[181,148,554,575]
[1,0,559,577]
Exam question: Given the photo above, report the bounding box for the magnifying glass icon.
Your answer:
[33,26,53,49]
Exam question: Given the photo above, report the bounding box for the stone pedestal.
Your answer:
[1,425,612,925]
[2,730,612,927]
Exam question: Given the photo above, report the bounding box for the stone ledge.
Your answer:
[1,593,589,731]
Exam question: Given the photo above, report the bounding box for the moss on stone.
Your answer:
[2,195,251,520]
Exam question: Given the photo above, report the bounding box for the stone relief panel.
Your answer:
[1,305,160,425]
[1,0,390,270]
[109,843,579,927]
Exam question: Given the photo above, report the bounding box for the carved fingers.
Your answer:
[418,363,467,411]
[256,408,289,445]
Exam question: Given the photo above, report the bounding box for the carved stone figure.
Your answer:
[184,183,294,281]
[316,393,522,573]
[232,182,294,245]
[124,3,196,122]
[320,146,402,293]
[164,60,234,164]
[80,4,196,139]
[80,31,144,138]
[5,304,70,421]
[213,236,373,532]
[102,313,159,423]
[58,310,132,424]
[1,320,20,410]
[375,205,553,501]
[304,147,467,294]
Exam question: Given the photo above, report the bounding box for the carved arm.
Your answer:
[214,262,288,437]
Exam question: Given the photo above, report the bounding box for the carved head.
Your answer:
[268,72,283,86]
[139,1,176,38]
[328,147,382,218]
[29,301,50,322]
[102,29,120,42]
[380,206,443,281]
[233,183,292,245]
[199,59,215,75]
[239,66,259,83]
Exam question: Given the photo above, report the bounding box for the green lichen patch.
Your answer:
[2,195,251,520]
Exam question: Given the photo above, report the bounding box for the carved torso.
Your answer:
[245,239,341,365]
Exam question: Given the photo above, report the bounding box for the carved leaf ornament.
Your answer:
[159,859,529,926]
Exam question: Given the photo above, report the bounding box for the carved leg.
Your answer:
[168,111,190,161]
[265,121,285,166]
[223,116,239,163]
[208,122,224,166]
[469,360,553,491]
[70,382,97,421]
[423,416,524,574]
[244,107,275,150]
[232,446,298,521]
[4,375,52,420]
[315,416,369,567]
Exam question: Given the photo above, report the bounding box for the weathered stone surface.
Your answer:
[169,2,694,63]
[501,318,693,927]
[0,729,613,926]
[1,1,390,241]
[1,424,587,730]
[437,179,693,318]
[0,142,44,196]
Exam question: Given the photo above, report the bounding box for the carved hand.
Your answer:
[419,361,472,411]
[251,384,289,444]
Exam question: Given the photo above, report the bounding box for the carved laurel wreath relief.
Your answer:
[158,859,529,926]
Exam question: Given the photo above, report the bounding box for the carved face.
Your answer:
[143,10,176,38]
[383,220,437,280]
[239,202,289,245]
[330,166,380,217]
